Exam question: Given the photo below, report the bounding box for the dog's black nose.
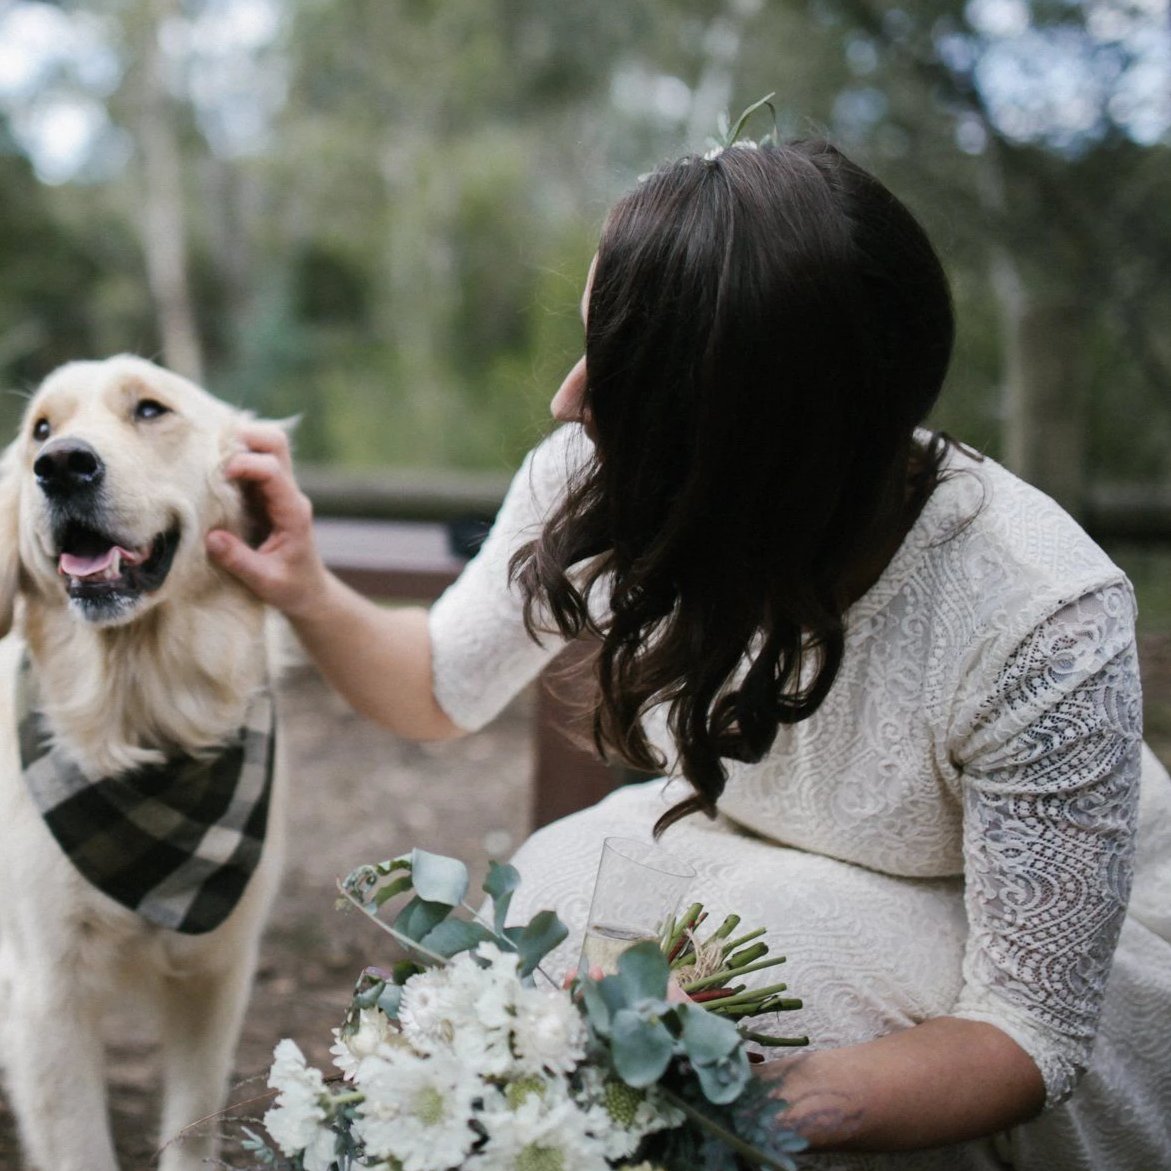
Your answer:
[34,439,105,497]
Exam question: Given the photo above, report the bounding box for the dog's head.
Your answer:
[0,355,265,633]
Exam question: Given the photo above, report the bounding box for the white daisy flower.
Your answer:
[353,1045,482,1171]
[452,944,521,1028]
[471,1085,611,1171]
[263,1039,334,1159]
[511,984,589,1076]
[398,965,459,1052]
[300,1124,338,1171]
[330,1007,402,1080]
[444,946,523,1075]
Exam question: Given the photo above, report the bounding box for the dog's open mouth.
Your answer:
[57,523,181,603]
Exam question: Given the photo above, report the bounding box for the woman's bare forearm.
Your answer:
[285,575,461,741]
[759,1017,1046,1151]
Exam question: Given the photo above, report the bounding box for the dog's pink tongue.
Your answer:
[59,545,143,578]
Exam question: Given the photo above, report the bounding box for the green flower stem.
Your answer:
[709,913,741,941]
[741,1030,811,1047]
[688,983,747,1004]
[665,903,705,961]
[659,912,677,949]
[727,942,769,968]
[719,926,767,955]
[726,91,778,146]
[657,1084,797,1171]
[712,1003,788,1021]
[683,956,788,993]
[710,1002,790,1021]
[700,980,789,1008]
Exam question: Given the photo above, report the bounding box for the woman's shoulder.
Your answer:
[862,437,1135,667]
[928,439,1125,597]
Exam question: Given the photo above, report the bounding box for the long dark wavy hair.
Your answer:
[511,139,956,833]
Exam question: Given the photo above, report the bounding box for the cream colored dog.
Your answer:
[0,356,286,1171]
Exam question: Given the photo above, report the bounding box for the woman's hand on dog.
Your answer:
[207,423,460,740]
[207,422,331,619]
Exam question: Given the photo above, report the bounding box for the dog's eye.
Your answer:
[32,418,50,442]
[134,399,171,421]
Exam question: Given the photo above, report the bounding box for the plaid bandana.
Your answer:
[17,656,276,935]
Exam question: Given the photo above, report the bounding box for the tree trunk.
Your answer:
[137,0,203,382]
[993,251,1089,515]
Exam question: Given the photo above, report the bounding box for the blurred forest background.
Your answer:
[0,0,1168,500]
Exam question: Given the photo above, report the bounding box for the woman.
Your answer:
[207,139,1171,1168]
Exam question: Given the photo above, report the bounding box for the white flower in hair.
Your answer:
[703,137,760,160]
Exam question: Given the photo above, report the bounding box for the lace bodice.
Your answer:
[429,425,1148,1106]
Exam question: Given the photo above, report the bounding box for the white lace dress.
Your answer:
[429,425,1171,1171]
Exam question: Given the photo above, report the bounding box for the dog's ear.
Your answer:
[0,440,22,638]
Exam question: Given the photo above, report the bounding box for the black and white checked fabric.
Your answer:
[17,656,275,935]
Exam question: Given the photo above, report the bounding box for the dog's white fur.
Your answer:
[0,356,286,1171]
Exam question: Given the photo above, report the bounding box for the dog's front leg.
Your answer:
[2,967,120,1171]
[154,946,259,1171]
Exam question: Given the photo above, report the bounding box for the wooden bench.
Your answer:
[315,516,618,828]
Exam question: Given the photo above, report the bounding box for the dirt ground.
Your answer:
[3,636,1171,1169]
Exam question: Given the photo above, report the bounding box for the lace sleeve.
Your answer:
[428,425,590,731]
[950,583,1143,1106]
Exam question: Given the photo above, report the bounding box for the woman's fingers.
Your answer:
[235,420,295,471]
[206,528,278,595]
[224,451,314,532]
[212,429,327,613]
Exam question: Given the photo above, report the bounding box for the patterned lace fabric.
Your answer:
[429,425,1171,1155]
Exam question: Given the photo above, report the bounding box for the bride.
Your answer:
[208,136,1171,1169]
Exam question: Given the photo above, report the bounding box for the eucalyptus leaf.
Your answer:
[693,1049,750,1105]
[616,939,670,1002]
[353,981,385,1010]
[409,849,469,905]
[483,861,520,934]
[377,983,403,1018]
[394,895,454,943]
[678,1002,742,1063]
[502,909,568,977]
[610,1008,676,1087]
[420,917,496,959]
[580,972,633,1038]
[580,977,614,1036]
[372,873,414,907]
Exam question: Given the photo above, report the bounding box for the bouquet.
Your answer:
[235,849,809,1170]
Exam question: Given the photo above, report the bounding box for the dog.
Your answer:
[0,355,287,1171]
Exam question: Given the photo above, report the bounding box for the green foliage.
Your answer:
[333,851,807,1170]
[1,0,1168,491]
[579,943,751,1101]
[339,850,569,979]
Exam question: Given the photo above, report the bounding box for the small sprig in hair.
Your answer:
[702,92,779,159]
